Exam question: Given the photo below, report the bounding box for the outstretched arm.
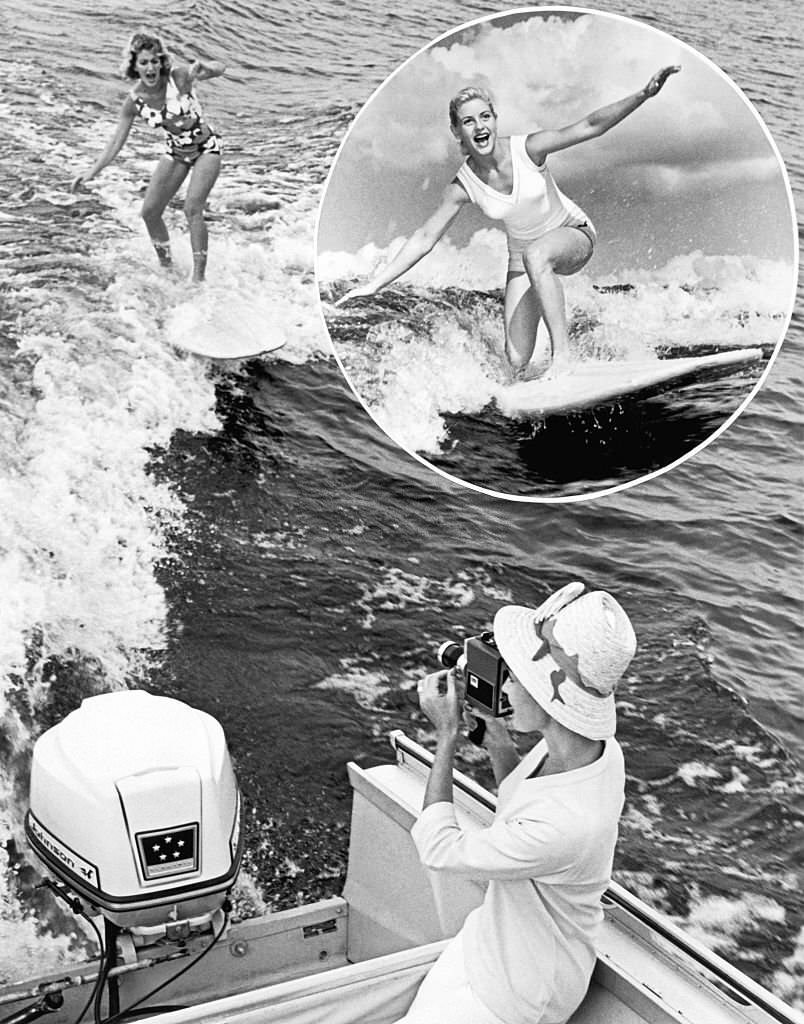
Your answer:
[335,181,468,306]
[526,65,680,163]
[70,98,136,192]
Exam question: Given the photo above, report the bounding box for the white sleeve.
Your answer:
[411,801,575,882]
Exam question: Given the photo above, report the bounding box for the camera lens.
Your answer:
[437,641,463,669]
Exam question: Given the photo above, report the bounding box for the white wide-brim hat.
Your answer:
[493,582,636,740]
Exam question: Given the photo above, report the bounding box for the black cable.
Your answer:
[33,882,104,1024]
[100,903,230,1024]
[93,921,117,1024]
[71,911,105,1024]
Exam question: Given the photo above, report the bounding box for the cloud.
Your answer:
[319,10,792,266]
[345,10,777,193]
[633,155,787,196]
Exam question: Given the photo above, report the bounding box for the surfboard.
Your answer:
[165,299,286,360]
[496,348,764,419]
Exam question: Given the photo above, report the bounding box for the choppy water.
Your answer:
[0,0,801,1010]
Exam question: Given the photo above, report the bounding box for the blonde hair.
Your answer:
[448,86,496,130]
[120,30,171,80]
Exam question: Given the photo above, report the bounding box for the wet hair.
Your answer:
[448,86,497,131]
[120,30,171,80]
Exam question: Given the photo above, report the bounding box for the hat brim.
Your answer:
[494,605,617,740]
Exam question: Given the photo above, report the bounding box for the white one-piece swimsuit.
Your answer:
[455,135,596,271]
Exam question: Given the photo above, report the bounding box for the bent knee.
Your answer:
[522,244,557,277]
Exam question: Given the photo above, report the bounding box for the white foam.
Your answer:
[719,766,750,793]
[356,566,487,629]
[678,889,787,956]
[323,235,791,454]
[677,761,722,786]
[0,904,85,981]
[315,664,392,710]
[772,923,804,1011]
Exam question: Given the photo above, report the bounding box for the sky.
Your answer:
[316,9,796,279]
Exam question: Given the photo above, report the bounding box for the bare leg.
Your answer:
[504,271,548,376]
[141,157,190,268]
[184,153,221,282]
[521,227,593,369]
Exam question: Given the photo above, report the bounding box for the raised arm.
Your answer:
[335,180,468,306]
[183,59,227,86]
[526,65,680,164]
[70,97,137,192]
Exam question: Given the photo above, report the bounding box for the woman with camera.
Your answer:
[399,581,637,1024]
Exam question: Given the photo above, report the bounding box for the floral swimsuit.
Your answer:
[131,73,221,166]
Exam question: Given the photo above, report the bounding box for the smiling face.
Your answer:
[452,98,498,158]
[134,47,164,90]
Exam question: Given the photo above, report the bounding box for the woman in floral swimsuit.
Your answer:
[71,31,225,282]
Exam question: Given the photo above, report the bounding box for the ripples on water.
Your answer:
[0,0,801,1006]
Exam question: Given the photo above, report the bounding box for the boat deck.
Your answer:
[1,732,799,1024]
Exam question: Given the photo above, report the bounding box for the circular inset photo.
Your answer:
[316,7,797,501]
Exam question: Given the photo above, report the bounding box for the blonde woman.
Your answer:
[338,68,679,378]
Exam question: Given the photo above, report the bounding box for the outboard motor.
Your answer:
[25,689,242,942]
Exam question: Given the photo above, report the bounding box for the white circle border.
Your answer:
[313,5,799,506]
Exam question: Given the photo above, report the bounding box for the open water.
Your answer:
[0,0,801,1009]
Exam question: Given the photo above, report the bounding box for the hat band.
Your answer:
[531,618,611,702]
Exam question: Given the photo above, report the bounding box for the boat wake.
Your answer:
[0,56,329,978]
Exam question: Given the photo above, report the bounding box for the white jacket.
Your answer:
[411,738,625,1024]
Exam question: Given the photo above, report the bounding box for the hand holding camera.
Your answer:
[415,633,515,750]
[438,633,513,719]
[462,704,515,748]
[417,670,463,739]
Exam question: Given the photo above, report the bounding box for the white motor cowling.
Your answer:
[25,689,242,931]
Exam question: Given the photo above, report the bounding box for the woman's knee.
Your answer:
[140,200,163,226]
[522,244,556,278]
[184,198,206,224]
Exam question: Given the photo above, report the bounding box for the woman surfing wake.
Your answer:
[71,30,225,283]
[337,67,679,379]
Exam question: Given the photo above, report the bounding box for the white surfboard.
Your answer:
[496,348,764,419]
[165,299,286,360]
